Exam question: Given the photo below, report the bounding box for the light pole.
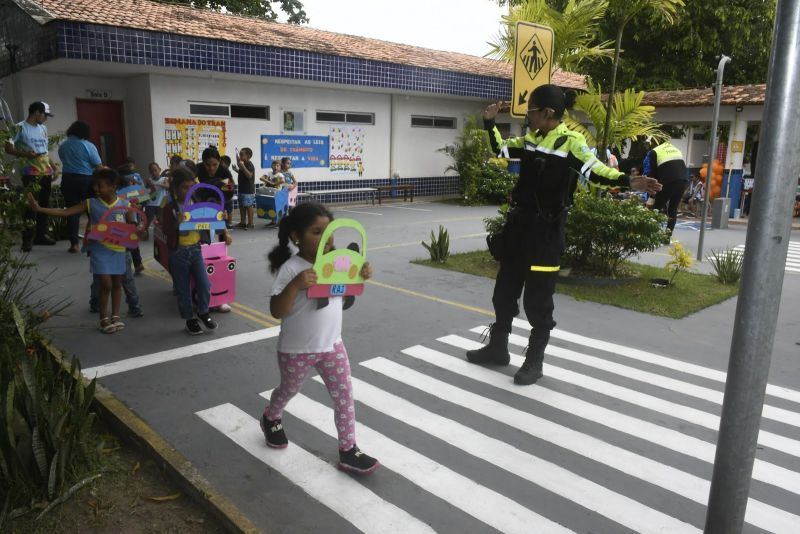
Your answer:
[697,55,730,261]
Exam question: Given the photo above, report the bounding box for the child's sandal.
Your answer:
[111,316,126,331]
[100,318,116,334]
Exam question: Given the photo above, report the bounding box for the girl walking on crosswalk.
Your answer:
[263,202,380,475]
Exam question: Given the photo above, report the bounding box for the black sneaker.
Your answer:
[338,445,380,475]
[128,308,144,318]
[260,414,288,449]
[185,318,203,335]
[198,313,218,330]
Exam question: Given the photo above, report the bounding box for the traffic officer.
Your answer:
[646,139,689,241]
[467,84,661,385]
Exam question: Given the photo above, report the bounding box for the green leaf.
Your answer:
[11,302,25,345]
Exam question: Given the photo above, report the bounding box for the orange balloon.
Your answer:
[699,166,708,179]
[713,160,724,171]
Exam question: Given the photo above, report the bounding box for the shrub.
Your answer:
[0,195,97,522]
[474,162,515,205]
[564,191,667,276]
[422,225,450,263]
[707,247,744,285]
[666,241,694,285]
[438,114,492,203]
[483,203,510,237]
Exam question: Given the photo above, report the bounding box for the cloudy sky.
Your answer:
[285,0,508,58]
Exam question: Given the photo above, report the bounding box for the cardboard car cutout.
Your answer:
[86,205,146,249]
[117,183,151,205]
[180,183,226,232]
[256,186,289,225]
[307,218,367,299]
[192,242,236,307]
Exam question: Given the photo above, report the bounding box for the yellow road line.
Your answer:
[366,279,494,317]
[371,232,487,251]
[140,260,278,327]
[231,301,275,321]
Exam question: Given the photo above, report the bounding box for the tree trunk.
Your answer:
[598,26,624,163]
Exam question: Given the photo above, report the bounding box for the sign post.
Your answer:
[511,22,554,118]
[704,1,800,532]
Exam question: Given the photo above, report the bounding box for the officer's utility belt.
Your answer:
[508,203,566,225]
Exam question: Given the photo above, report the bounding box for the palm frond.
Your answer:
[486,0,613,71]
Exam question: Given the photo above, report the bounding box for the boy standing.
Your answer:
[234,148,256,229]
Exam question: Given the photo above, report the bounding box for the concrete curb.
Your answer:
[728,218,800,230]
[47,343,263,534]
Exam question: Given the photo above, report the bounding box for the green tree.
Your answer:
[487,0,614,73]
[161,0,308,23]
[595,0,683,162]
[581,0,776,90]
[563,80,666,149]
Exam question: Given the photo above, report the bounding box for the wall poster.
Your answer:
[329,126,365,175]
[164,117,227,162]
[261,135,329,168]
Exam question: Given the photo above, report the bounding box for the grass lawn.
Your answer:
[413,250,740,319]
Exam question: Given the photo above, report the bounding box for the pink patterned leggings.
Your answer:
[266,340,356,451]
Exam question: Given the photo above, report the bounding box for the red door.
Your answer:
[76,100,127,168]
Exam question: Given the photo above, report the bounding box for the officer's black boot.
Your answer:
[466,323,510,366]
[514,330,550,385]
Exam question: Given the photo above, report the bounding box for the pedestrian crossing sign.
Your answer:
[512,22,554,118]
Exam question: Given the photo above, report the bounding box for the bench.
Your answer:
[376,184,414,205]
[307,187,377,205]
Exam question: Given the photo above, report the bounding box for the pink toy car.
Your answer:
[194,242,236,308]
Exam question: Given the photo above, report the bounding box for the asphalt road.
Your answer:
[28,201,800,533]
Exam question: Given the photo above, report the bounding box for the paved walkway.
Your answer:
[28,202,800,533]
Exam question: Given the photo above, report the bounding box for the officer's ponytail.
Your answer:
[564,89,577,112]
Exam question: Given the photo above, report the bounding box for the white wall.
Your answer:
[8,71,132,167]
[391,95,487,178]
[15,71,130,140]
[148,74,396,181]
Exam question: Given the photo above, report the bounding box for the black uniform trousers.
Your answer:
[21,174,52,245]
[653,179,689,232]
[491,210,560,335]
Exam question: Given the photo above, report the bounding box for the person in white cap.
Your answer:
[4,101,57,251]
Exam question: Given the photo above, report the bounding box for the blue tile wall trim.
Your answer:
[54,22,511,100]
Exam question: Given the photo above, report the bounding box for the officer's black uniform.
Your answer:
[467,85,633,385]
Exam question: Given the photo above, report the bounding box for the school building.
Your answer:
[0,0,584,203]
[642,84,765,216]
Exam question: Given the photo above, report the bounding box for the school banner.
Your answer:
[261,135,329,168]
[164,118,226,162]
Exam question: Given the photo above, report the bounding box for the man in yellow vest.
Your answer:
[646,140,689,242]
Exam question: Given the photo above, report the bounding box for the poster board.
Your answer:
[260,135,329,168]
[164,118,227,162]
[329,126,365,175]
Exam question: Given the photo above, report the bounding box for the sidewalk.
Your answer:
[728,214,800,230]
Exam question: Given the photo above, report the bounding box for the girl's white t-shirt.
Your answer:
[271,255,342,354]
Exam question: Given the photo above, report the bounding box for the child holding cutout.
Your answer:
[264,202,379,475]
[29,168,142,333]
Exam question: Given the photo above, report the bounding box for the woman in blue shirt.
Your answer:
[58,121,103,252]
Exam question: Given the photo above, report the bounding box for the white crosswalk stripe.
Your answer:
[196,403,437,534]
[196,323,800,534]
[734,241,800,274]
[258,389,575,534]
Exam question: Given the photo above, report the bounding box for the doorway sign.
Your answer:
[261,135,329,168]
[511,22,554,118]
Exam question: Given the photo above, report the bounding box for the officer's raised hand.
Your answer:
[484,101,503,120]
[630,175,662,195]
